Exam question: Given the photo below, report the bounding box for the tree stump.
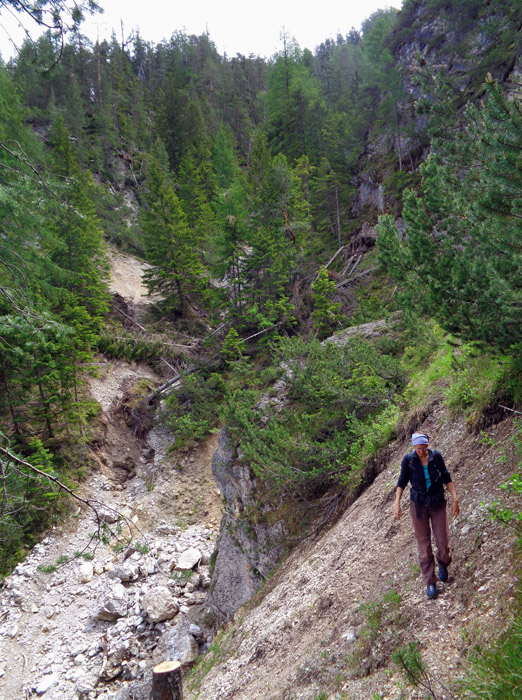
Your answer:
[151,660,183,700]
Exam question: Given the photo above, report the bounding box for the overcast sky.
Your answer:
[1,0,403,60]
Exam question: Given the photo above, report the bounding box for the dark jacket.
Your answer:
[397,449,452,510]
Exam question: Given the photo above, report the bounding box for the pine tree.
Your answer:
[211,126,249,314]
[265,35,326,164]
[311,267,343,339]
[241,134,309,330]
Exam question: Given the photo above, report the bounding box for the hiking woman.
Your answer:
[394,433,460,600]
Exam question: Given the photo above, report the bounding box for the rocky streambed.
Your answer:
[0,251,224,700]
[0,416,223,700]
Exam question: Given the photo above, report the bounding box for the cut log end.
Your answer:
[151,660,183,700]
[153,660,182,675]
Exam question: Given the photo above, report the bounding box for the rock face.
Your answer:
[153,618,199,666]
[351,2,521,221]
[326,311,403,345]
[207,429,284,623]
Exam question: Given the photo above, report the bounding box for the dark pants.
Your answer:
[409,501,451,584]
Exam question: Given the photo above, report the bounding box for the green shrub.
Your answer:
[165,371,227,446]
[97,332,164,365]
[222,336,404,494]
[0,438,65,578]
[462,610,522,700]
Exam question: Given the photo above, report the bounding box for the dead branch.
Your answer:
[335,266,378,288]
[498,405,522,415]
[147,371,185,403]
[161,357,178,373]
[347,255,363,277]
[0,445,142,543]
[314,246,346,281]
[113,305,147,332]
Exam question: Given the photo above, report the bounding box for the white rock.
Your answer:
[76,679,95,694]
[3,623,19,638]
[97,505,120,524]
[79,563,94,583]
[154,626,198,667]
[35,672,59,694]
[70,644,88,658]
[142,559,158,576]
[14,564,31,577]
[342,629,358,643]
[174,548,202,571]
[141,587,179,622]
[108,561,140,582]
[95,582,129,620]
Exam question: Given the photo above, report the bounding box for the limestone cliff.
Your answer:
[207,429,285,623]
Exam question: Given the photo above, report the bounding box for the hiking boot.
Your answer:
[439,565,448,583]
[426,583,437,599]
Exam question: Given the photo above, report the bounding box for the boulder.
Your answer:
[173,548,202,571]
[108,561,141,582]
[78,563,94,583]
[153,621,198,667]
[35,672,59,694]
[96,505,120,524]
[141,587,179,622]
[95,582,129,621]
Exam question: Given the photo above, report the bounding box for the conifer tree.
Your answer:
[48,115,109,327]
[311,267,343,338]
[211,126,248,314]
[140,140,208,315]
[265,36,326,164]
[241,133,309,329]
[377,79,522,353]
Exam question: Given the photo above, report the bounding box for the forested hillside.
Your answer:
[1,0,522,697]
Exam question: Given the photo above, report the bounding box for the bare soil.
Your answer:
[189,400,520,700]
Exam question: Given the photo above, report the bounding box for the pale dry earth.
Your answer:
[106,248,152,305]
[190,402,519,700]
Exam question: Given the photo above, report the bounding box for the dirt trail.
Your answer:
[0,249,222,700]
[190,402,519,700]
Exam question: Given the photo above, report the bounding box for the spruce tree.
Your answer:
[140,141,208,315]
[377,78,522,353]
[48,115,109,327]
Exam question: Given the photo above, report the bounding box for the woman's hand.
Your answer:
[451,498,460,518]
